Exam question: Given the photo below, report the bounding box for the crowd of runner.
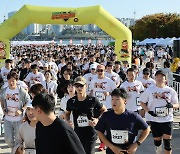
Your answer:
[0,43,179,154]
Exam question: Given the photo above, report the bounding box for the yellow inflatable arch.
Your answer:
[0,5,132,66]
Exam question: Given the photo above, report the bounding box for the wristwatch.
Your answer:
[136,141,141,146]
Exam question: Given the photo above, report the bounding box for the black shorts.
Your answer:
[150,121,173,137]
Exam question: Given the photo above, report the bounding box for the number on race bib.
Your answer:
[155,106,169,117]
[111,130,128,144]
[77,115,89,127]
[25,149,36,154]
[95,91,106,102]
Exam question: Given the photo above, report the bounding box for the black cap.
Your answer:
[155,70,166,76]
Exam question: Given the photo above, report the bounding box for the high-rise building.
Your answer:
[26,24,42,35]
[117,18,136,28]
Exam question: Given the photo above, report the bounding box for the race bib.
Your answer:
[25,149,36,154]
[77,115,89,127]
[111,130,128,144]
[155,106,169,117]
[95,91,106,102]
[136,97,141,106]
[7,107,17,117]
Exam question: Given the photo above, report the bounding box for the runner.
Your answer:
[32,93,86,154]
[105,62,121,88]
[65,76,107,154]
[140,70,179,154]
[83,64,97,94]
[59,81,75,123]
[0,71,31,150]
[12,101,37,154]
[96,88,150,154]
[136,68,156,90]
[90,64,116,109]
[24,64,45,88]
[42,70,58,104]
[120,68,144,116]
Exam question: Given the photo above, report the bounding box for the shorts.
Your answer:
[150,121,173,137]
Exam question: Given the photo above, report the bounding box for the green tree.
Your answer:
[130,13,180,41]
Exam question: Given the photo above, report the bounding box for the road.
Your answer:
[1,119,180,154]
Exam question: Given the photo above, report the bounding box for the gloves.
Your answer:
[148,111,157,117]
[166,103,173,108]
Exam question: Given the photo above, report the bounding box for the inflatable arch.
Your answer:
[0,5,132,66]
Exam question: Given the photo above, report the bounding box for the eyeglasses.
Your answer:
[97,69,104,72]
[74,84,85,88]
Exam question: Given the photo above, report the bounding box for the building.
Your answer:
[117,18,136,28]
[26,24,42,35]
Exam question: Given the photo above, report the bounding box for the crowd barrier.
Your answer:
[168,78,180,116]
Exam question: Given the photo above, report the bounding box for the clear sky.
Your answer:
[0,0,180,23]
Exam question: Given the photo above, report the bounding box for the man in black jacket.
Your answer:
[19,59,31,81]
[113,61,126,82]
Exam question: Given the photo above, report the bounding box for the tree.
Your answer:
[130,13,180,40]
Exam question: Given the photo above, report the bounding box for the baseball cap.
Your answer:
[74,76,86,85]
[155,70,166,76]
[44,63,49,67]
[26,101,33,108]
[90,64,97,70]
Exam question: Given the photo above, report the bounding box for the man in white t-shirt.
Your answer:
[140,70,179,154]
[1,59,12,83]
[24,64,45,88]
[90,64,116,109]
[0,72,30,149]
[137,68,156,90]
[58,57,66,73]
[47,55,58,74]
[83,64,97,94]
[82,54,99,74]
[105,62,121,87]
[120,68,144,115]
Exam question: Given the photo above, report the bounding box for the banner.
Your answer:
[0,5,132,66]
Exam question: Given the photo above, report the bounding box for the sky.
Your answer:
[0,0,180,23]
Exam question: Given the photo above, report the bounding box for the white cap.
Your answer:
[44,63,48,67]
[90,64,97,70]
[26,100,33,108]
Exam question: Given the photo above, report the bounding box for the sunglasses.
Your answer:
[143,73,150,75]
[91,68,96,70]
[74,84,85,88]
[97,69,104,72]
